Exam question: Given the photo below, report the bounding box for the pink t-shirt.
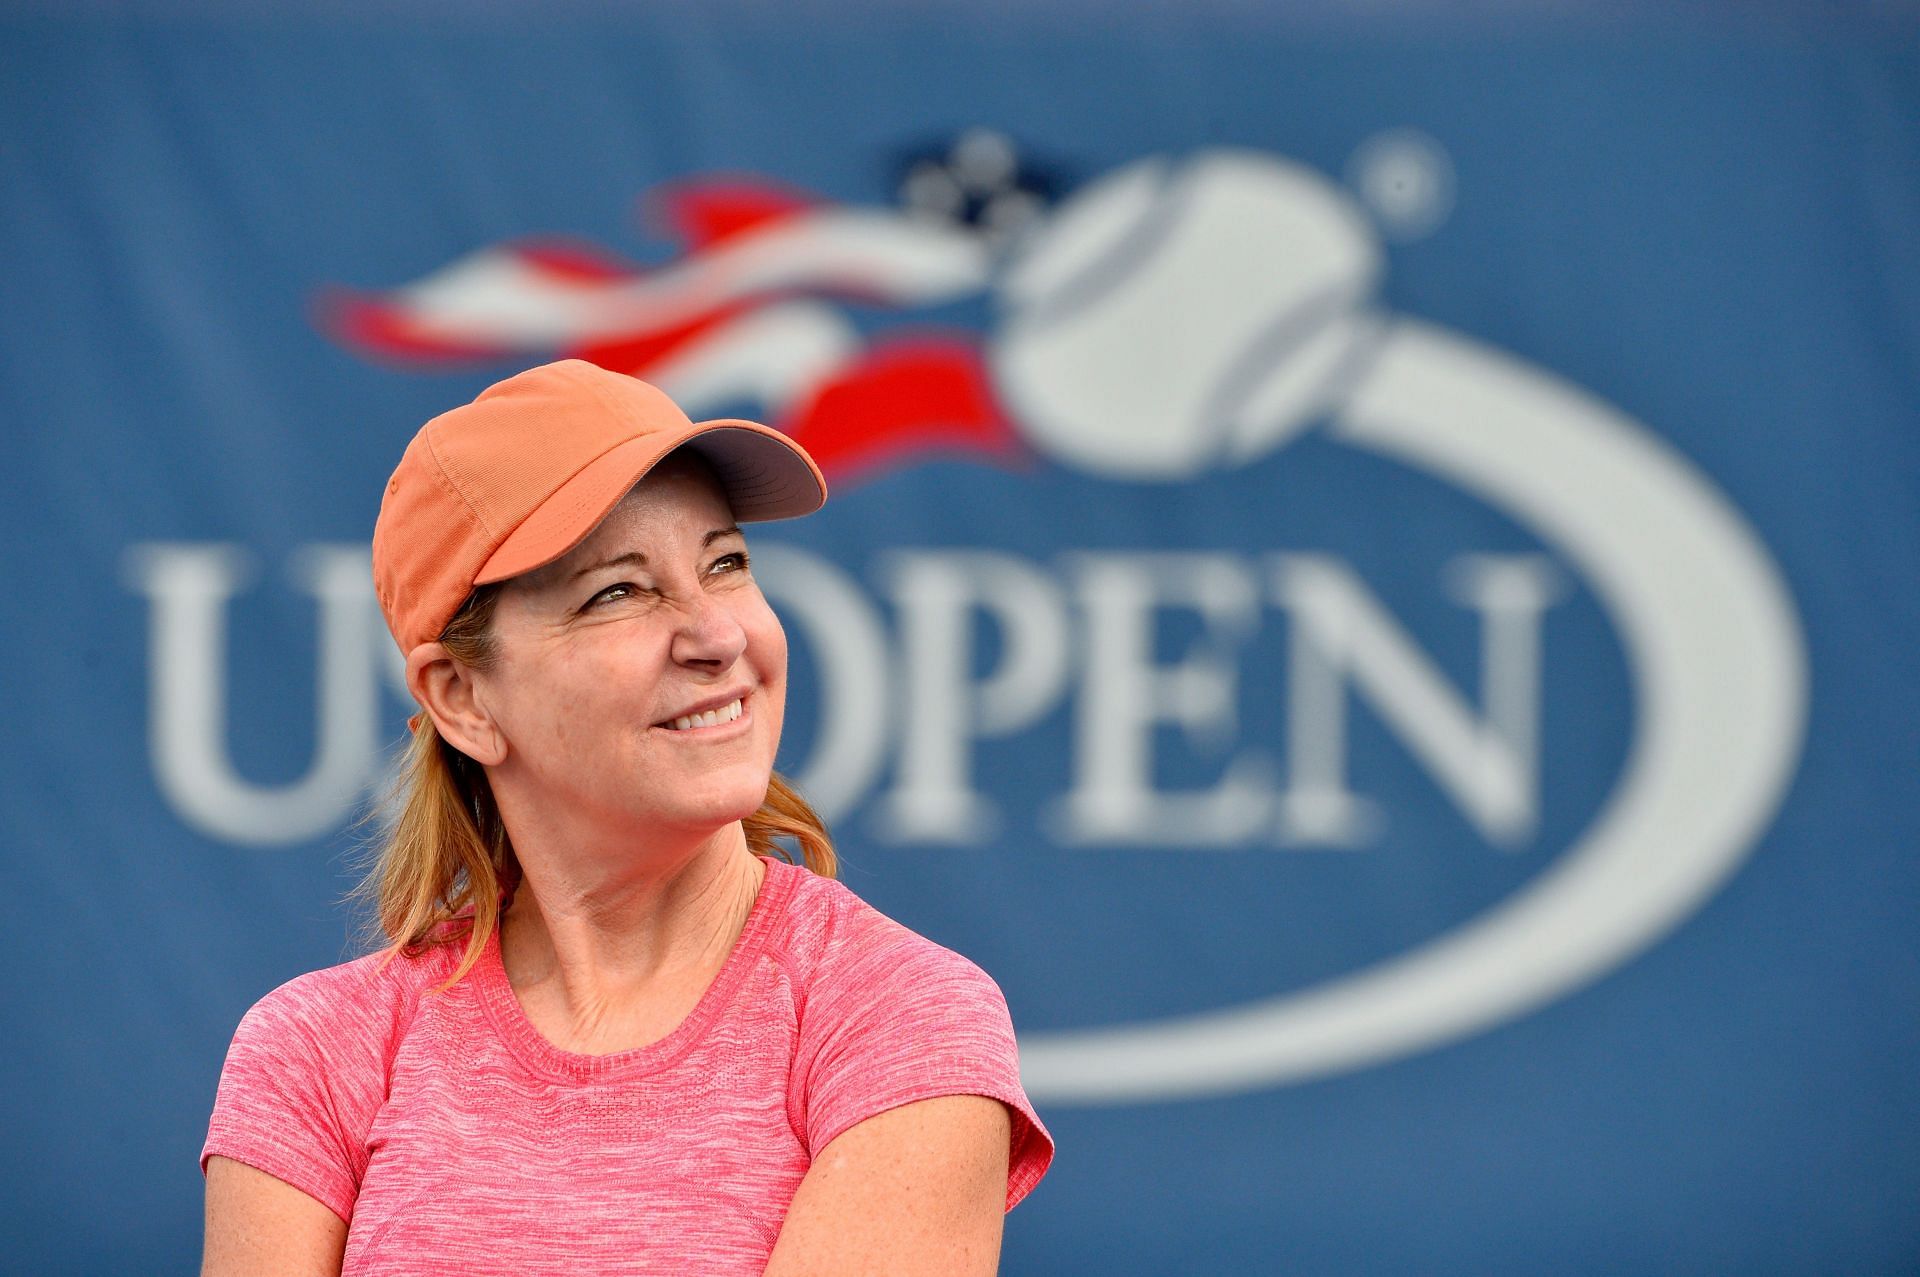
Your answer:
[201,857,1053,1274]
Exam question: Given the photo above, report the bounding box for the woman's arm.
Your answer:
[762,1094,1013,1277]
[202,1155,348,1277]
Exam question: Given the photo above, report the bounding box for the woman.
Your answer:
[200,360,1054,1275]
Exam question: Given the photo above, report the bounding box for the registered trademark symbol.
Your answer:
[1346,128,1455,242]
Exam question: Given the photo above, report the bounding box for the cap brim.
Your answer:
[474,419,827,585]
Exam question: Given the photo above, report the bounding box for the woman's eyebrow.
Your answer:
[567,551,646,583]
[564,526,744,583]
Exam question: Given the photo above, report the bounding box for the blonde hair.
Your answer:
[347,582,837,994]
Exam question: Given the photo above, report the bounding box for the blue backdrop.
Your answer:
[5,2,1917,1272]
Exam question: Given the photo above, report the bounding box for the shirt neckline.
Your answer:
[473,854,799,1081]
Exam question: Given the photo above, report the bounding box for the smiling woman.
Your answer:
[197,361,1053,1277]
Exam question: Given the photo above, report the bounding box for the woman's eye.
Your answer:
[586,582,638,608]
[711,551,751,575]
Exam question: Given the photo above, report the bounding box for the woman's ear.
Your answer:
[406,641,508,766]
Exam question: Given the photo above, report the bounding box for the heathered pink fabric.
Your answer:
[200,857,1053,1275]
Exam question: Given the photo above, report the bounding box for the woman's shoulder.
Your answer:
[768,859,1008,1011]
[236,926,470,1046]
[764,860,1055,1210]
[203,932,473,1207]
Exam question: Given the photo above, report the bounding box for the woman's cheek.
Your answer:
[752,603,789,746]
[514,655,608,753]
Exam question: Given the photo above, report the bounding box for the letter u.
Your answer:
[122,543,382,846]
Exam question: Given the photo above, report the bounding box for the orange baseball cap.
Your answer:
[372,359,827,655]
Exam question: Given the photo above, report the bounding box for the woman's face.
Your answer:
[470,452,787,839]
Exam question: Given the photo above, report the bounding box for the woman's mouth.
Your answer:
[656,695,747,734]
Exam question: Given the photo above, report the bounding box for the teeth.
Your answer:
[664,698,742,732]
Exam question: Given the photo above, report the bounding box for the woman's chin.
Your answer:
[640,775,774,835]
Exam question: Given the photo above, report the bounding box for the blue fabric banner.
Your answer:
[3,3,1916,1272]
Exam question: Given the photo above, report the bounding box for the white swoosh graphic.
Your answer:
[1021,318,1808,1102]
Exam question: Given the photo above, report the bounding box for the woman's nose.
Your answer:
[670,593,749,669]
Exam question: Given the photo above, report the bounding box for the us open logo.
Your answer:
[124,138,1807,1103]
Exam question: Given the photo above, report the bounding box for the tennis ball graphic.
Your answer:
[990,150,1382,479]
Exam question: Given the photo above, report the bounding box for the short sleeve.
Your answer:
[199,970,387,1223]
[794,930,1055,1212]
